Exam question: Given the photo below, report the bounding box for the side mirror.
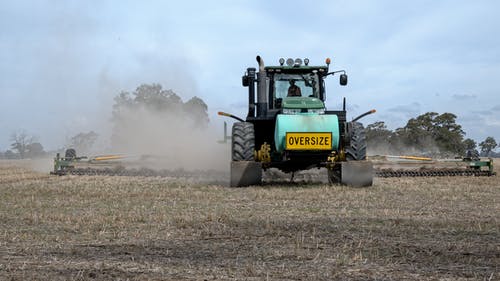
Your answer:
[340,74,348,86]
[242,75,249,87]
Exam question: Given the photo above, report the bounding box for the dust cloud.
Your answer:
[110,105,230,172]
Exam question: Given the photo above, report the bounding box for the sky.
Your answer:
[1,0,499,151]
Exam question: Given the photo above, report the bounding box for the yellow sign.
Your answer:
[285,132,332,150]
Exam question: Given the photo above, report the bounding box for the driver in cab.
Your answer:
[287,80,301,97]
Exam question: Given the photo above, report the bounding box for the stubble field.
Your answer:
[0,160,499,280]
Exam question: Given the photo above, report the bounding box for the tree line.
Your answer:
[0,130,100,159]
[1,83,209,159]
[365,112,498,157]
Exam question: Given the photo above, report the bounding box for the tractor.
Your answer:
[219,56,375,187]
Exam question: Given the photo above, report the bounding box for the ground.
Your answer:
[0,160,499,280]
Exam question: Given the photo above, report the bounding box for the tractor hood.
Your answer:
[282,97,325,109]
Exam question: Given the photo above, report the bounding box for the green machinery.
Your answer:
[51,149,125,175]
[220,56,375,187]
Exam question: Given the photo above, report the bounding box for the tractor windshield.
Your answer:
[273,73,320,100]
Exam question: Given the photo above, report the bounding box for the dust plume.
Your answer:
[110,90,230,171]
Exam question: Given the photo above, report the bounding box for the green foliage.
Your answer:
[366,112,466,156]
[479,137,497,156]
[112,83,208,127]
[462,138,477,151]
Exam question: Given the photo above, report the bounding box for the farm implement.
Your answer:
[50,149,221,178]
[371,155,495,177]
[50,149,494,179]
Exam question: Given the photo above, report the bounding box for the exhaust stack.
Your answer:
[256,56,268,117]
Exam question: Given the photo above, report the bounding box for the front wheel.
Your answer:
[232,122,255,161]
[230,122,261,187]
[345,122,367,161]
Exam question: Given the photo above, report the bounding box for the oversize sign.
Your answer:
[285,132,332,150]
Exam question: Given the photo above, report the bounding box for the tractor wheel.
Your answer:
[345,122,367,161]
[230,122,261,187]
[65,148,77,159]
[328,122,372,187]
[232,122,255,161]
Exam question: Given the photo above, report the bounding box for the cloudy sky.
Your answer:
[1,0,499,151]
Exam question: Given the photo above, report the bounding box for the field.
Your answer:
[0,160,499,280]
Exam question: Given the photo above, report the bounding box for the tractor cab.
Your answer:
[266,62,328,113]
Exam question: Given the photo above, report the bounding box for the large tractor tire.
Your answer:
[328,122,372,187]
[345,122,367,161]
[230,122,262,187]
[232,122,255,161]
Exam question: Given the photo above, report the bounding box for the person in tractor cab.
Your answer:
[287,80,302,97]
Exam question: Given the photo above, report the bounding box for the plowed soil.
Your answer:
[0,160,499,280]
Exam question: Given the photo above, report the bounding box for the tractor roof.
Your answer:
[265,65,329,74]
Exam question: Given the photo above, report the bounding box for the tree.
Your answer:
[462,138,477,151]
[10,131,36,158]
[4,150,17,159]
[111,83,210,150]
[26,142,45,158]
[365,121,396,154]
[479,137,497,157]
[183,96,209,128]
[395,112,464,156]
[68,131,98,154]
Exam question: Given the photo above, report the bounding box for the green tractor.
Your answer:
[220,56,375,187]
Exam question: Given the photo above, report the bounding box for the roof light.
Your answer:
[279,58,285,66]
[294,58,302,66]
[304,58,309,66]
[325,58,331,65]
[286,58,294,66]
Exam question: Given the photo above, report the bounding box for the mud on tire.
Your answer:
[232,122,255,161]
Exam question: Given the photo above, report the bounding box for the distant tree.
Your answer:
[479,137,497,157]
[462,138,477,151]
[111,83,209,149]
[433,113,465,154]
[183,96,209,128]
[365,121,396,153]
[395,112,464,155]
[112,84,186,121]
[26,142,45,158]
[10,131,36,158]
[68,131,98,154]
[4,150,17,159]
